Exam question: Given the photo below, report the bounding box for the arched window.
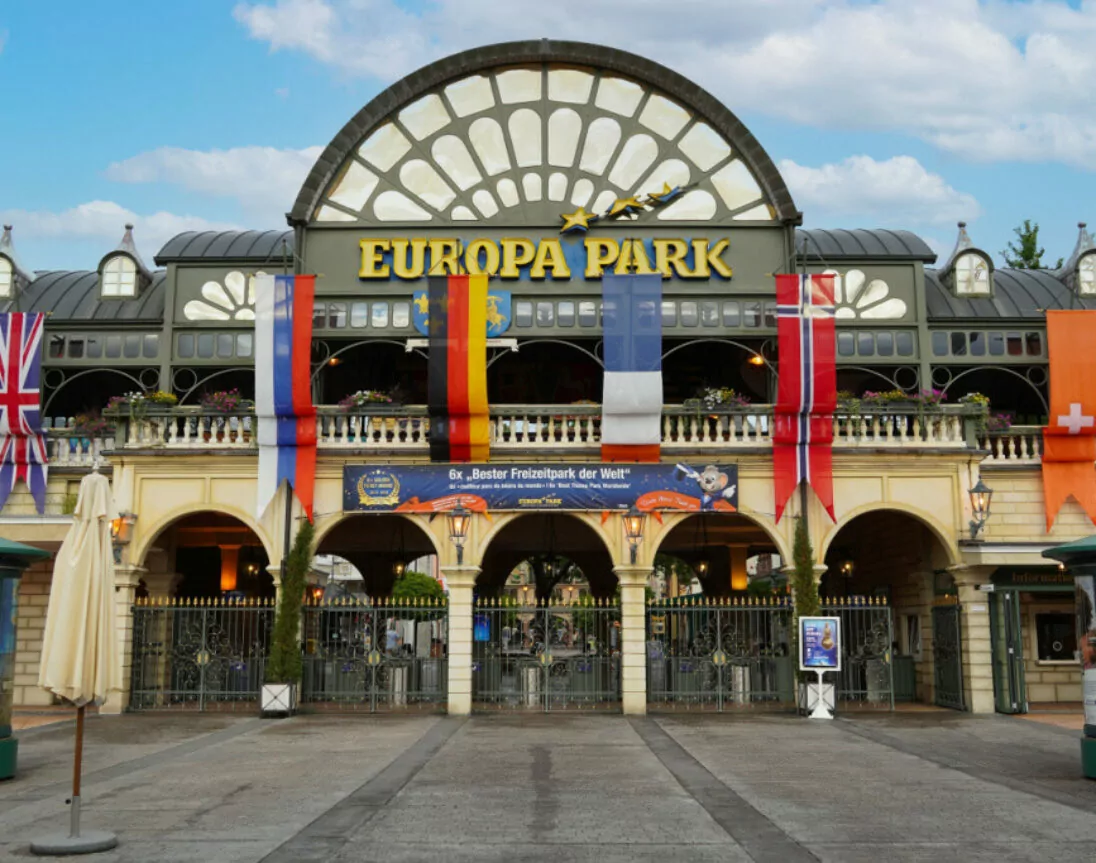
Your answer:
[953,252,991,296]
[1078,252,1096,296]
[0,257,12,298]
[101,255,138,297]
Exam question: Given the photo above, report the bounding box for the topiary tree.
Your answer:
[791,516,820,617]
[391,570,445,601]
[266,519,314,684]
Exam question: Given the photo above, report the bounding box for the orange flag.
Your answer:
[1042,311,1096,529]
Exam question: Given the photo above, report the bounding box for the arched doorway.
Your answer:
[473,513,620,711]
[821,508,959,709]
[316,514,439,597]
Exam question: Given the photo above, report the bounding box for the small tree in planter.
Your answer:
[262,519,314,716]
[789,516,828,713]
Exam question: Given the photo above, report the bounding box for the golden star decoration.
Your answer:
[414,294,429,314]
[559,206,597,233]
[645,183,678,205]
[607,196,644,217]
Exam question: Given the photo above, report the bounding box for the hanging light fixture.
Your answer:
[623,505,647,564]
[447,504,471,564]
[968,478,994,539]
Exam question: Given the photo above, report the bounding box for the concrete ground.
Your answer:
[1,710,1094,862]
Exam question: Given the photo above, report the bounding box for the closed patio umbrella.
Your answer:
[31,469,120,855]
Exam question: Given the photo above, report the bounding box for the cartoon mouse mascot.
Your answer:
[674,464,737,510]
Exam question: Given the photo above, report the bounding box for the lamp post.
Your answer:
[447,504,471,565]
[623,505,646,565]
[968,478,994,540]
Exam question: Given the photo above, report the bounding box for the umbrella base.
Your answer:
[31,830,118,856]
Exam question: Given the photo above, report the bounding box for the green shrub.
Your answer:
[265,519,314,684]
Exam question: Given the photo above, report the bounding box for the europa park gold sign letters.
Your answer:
[358,237,733,281]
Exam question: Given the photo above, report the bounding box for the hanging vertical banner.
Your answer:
[0,312,48,514]
[254,274,317,521]
[1042,310,1096,529]
[773,273,837,523]
[428,274,489,462]
[601,272,663,462]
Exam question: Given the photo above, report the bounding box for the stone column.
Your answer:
[614,564,652,715]
[102,564,146,715]
[142,572,182,599]
[950,564,997,714]
[443,565,480,716]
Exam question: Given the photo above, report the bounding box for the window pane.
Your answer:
[744,302,761,328]
[371,302,389,328]
[837,331,854,357]
[124,335,140,358]
[950,332,967,356]
[216,333,234,358]
[1007,332,1023,356]
[680,301,698,327]
[700,301,719,327]
[1026,332,1043,355]
[895,332,914,356]
[515,300,533,327]
[86,336,103,359]
[932,332,947,356]
[637,299,657,329]
[177,334,195,358]
[968,331,985,356]
[237,333,253,357]
[328,302,347,328]
[536,301,554,326]
[67,338,84,359]
[722,301,739,327]
[578,301,597,327]
[661,301,676,326]
[1035,613,1076,661]
[558,301,575,327]
[876,332,894,356]
[48,336,64,358]
[764,303,777,328]
[350,302,369,327]
[142,334,158,358]
[313,302,326,329]
[197,334,214,358]
[105,336,122,359]
[857,332,874,356]
[392,302,410,328]
[988,331,1004,355]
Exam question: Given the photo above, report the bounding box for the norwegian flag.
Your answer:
[773,274,837,523]
[0,313,48,513]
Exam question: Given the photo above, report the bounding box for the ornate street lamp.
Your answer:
[447,504,471,565]
[623,505,647,565]
[968,478,994,539]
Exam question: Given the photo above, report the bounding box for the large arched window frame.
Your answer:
[953,252,992,297]
[101,254,138,298]
[0,256,13,299]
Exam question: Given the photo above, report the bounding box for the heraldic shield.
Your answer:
[413,289,511,337]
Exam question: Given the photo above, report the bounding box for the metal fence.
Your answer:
[820,598,894,710]
[130,598,274,711]
[646,597,796,711]
[300,598,448,713]
[472,597,621,711]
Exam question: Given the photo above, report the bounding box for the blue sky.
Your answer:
[2,0,1095,270]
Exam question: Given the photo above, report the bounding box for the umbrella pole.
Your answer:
[71,705,84,838]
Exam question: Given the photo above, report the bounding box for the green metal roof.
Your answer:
[1043,536,1096,566]
[4,270,166,322]
[0,538,52,567]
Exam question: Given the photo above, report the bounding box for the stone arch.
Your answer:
[650,509,791,563]
[291,40,799,227]
[819,502,960,569]
[315,512,443,596]
[132,503,276,569]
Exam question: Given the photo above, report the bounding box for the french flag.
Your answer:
[254,274,317,521]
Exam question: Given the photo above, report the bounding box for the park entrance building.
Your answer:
[1,41,1093,717]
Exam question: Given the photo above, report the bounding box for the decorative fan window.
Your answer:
[184,271,263,322]
[822,269,908,320]
[101,255,138,298]
[954,253,991,296]
[0,257,12,299]
[312,65,775,226]
[1078,253,1096,296]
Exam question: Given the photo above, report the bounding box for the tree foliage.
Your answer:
[391,570,445,600]
[1001,220,1063,269]
[790,516,819,618]
[265,519,314,684]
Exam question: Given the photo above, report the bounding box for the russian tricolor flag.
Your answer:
[254,274,317,521]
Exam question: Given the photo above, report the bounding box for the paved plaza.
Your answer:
[0,711,1093,862]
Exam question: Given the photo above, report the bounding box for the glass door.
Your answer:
[989,589,1026,713]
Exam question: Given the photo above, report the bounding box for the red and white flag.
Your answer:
[0,312,48,514]
[773,274,837,523]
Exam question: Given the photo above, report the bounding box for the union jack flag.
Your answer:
[0,313,48,513]
[773,274,837,523]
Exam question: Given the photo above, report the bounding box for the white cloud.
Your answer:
[779,155,981,226]
[0,201,239,264]
[105,145,323,224]
[231,0,1096,169]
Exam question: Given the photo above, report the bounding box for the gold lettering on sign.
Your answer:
[584,238,620,278]
[530,238,571,279]
[427,239,462,275]
[705,238,733,278]
[359,239,391,278]
[465,238,500,276]
[391,238,427,279]
[614,239,659,276]
[499,238,536,278]
[653,238,692,278]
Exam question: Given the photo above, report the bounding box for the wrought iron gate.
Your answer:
[130,598,274,711]
[932,600,965,710]
[821,599,894,709]
[300,598,448,712]
[646,597,795,710]
[472,597,621,710]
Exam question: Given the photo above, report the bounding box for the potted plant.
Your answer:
[199,388,249,412]
[337,389,394,412]
[262,518,314,717]
[790,517,832,714]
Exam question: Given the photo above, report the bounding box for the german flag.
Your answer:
[428,274,489,462]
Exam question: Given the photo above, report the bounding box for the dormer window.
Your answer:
[954,252,991,296]
[0,257,12,299]
[101,254,138,297]
[1077,252,1096,296]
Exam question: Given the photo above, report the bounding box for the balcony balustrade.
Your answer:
[980,426,1044,465]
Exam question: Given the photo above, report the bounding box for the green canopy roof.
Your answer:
[0,538,52,568]
[1042,536,1096,566]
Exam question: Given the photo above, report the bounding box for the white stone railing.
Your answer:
[108,404,982,455]
[980,426,1044,464]
[43,418,114,467]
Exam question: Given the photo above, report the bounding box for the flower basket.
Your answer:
[199,389,250,413]
[338,390,395,412]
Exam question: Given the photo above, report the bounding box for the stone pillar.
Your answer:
[142,572,182,599]
[443,565,480,716]
[614,564,651,715]
[267,564,282,601]
[950,564,997,714]
[103,564,146,715]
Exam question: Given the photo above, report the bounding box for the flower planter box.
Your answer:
[260,682,297,717]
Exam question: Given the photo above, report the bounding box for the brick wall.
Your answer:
[981,468,1095,543]
[13,560,56,707]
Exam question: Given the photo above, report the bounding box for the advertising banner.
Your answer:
[343,462,738,514]
[799,616,841,672]
[1077,575,1096,731]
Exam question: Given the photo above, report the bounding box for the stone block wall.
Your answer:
[1020,593,1082,704]
[13,560,56,707]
